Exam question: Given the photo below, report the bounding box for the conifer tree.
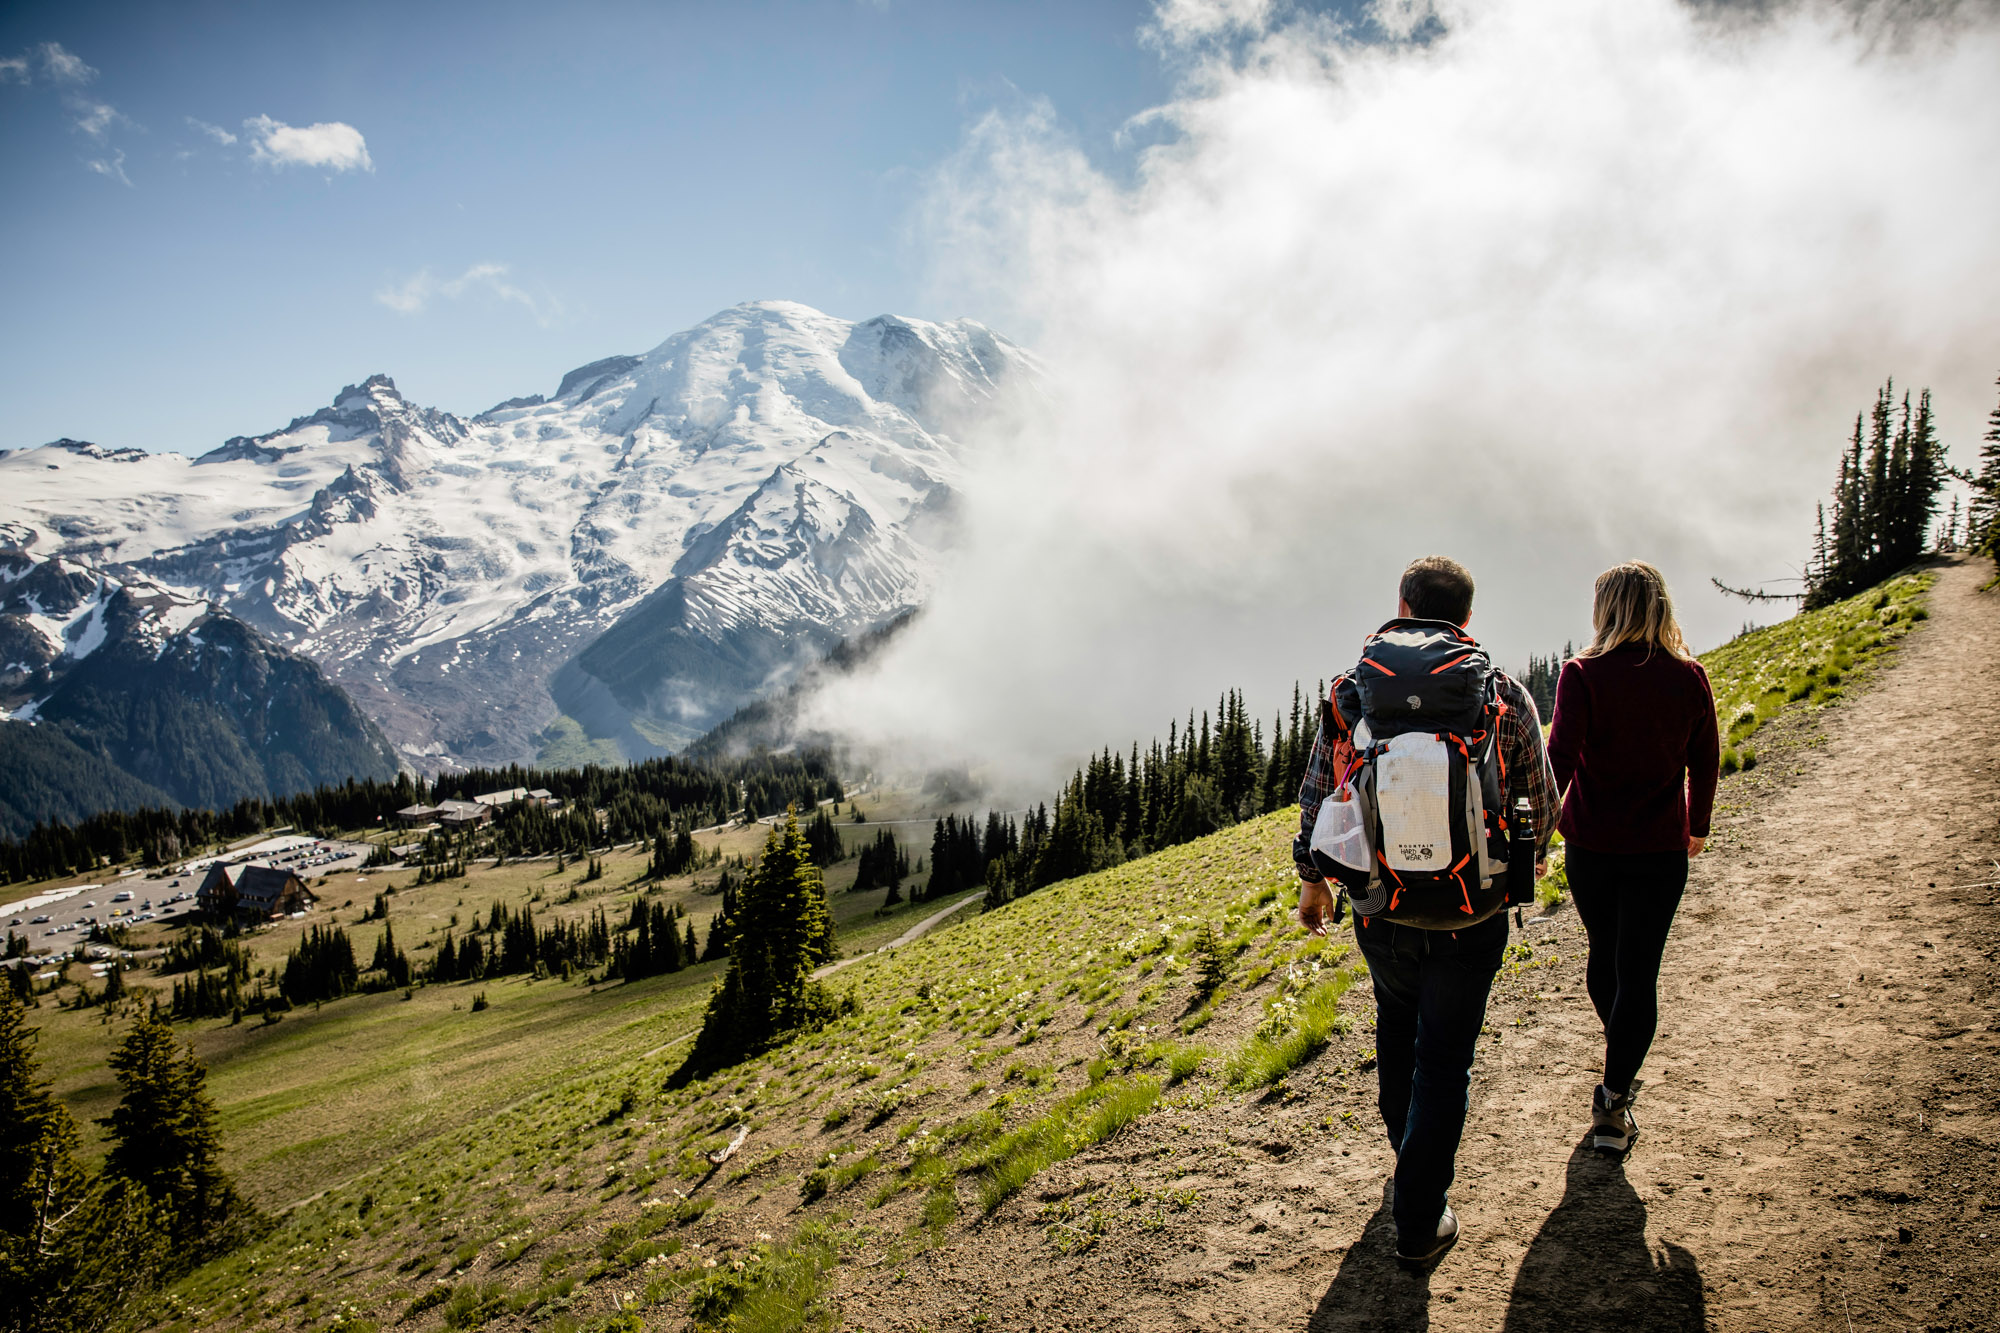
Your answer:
[1,989,159,1333]
[101,1014,245,1256]
[673,812,849,1085]
[98,962,125,1008]
[1,987,84,1258]
[369,921,410,988]
[1969,372,2000,563]
[1806,378,1951,606]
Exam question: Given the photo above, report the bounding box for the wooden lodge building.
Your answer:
[197,863,316,926]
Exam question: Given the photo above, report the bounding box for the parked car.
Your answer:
[30,916,51,924]
[111,891,134,903]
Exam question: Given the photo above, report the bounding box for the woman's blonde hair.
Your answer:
[1579,560,1691,661]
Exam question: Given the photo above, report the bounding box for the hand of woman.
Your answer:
[1687,835,1706,857]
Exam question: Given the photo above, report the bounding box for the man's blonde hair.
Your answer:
[1579,560,1691,661]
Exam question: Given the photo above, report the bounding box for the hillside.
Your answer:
[0,548,399,836]
[21,561,1994,1332]
[0,304,1035,772]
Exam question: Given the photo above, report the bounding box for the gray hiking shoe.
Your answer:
[1590,1084,1638,1155]
[1394,1206,1460,1271]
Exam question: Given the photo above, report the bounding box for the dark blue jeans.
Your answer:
[1356,908,1508,1248]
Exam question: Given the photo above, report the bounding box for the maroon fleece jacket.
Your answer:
[1546,645,1720,854]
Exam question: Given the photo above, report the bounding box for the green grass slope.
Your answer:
[134,570,1938,1333]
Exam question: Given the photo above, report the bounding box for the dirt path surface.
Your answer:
[815,892,982,980]
[848,560,1999,1332]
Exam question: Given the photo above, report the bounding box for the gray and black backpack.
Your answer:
[1307,618,1518,928]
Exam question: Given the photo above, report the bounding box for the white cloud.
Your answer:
[187,116,237,146]
[1,41,96,84]
[243,114,372,172]
[85,148,131,187]
[70,98,122,140]
[1149,0,1275,42]
[374,264,555,324]
[808,0,2000,791]
[40,41,95,84]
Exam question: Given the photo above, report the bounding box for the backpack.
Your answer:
[1307,618,1515,928]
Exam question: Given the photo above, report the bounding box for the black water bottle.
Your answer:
[1506,796,1536,907]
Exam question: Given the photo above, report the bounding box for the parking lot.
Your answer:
[2,834,377,959]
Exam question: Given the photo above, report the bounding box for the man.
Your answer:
[1294,555,1558,1270]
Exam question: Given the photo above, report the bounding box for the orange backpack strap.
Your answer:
[1323,673,1358,771]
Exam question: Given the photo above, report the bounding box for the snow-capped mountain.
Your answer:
[0,302,1032,772]
[0,545,400,834]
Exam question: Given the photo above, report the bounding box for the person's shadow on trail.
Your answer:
[1503,1148,1706,1332]
[1307,1182,1432,1333]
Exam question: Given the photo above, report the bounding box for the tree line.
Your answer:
[1,748,845,886]
[867,687,1321,915]
[1806,379,1950,606]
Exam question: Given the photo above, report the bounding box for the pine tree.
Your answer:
[673,812,851,1085]
[1,987,85,1254]
[101,1013,245,1256]
[1189,923,1229,998]
[1808,378,1951,606]
[2,988,160,1333]
[1970,372,2000,563]
[98,962,125,1008]
[369,921,410,988]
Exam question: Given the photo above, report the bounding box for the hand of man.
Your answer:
[1535,860,1547,879]
[1297,877,1336,936]
[1687,835,1706,857]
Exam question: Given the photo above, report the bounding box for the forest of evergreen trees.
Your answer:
[0,748,844,886]
[1805,379,1950,607]
[863,688,1320,916]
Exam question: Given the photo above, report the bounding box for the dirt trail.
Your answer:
[815,892,982,981]
[849,560,1999,1332]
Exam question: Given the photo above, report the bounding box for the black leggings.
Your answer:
[1565,846,1688,1095]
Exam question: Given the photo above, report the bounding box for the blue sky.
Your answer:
[0,0,1218,455]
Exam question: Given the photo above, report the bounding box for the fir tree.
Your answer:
[673,813,849,1085]
[2,989,162,1333]
[98,962,125,1009]
[369,921,411,988]
[1807,378,1951,606]
[1190,923,1229,998]
[1969,372,2000,563]
[100,1014,245,1257]
[1,986,85,1257]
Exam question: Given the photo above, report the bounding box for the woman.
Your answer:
[1547,561,1719,1156]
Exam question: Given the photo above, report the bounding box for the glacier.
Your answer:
[0,301,1034,772]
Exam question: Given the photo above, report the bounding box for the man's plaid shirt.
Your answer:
[1293,665,1559,883]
